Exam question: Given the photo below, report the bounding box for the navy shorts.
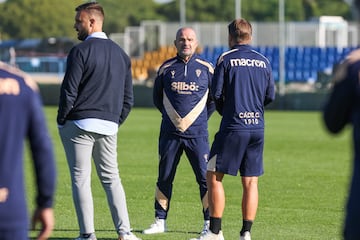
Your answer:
[208,130,264,176]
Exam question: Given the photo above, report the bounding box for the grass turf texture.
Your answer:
[25,107,352,240]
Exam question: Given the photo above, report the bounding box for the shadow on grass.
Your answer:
[30,228,200,239]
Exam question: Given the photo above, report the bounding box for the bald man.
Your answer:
[143,27,215,237]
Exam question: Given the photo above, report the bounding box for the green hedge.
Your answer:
[39,84,328,110]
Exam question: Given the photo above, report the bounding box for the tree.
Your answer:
[0,0,83,39]
[100,0,163,33]
[155,0,352,23]
[303,0,351,20]
[0,0,353,40]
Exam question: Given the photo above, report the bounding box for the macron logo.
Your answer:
[230,58,267,68]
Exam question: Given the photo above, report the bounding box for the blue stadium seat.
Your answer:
[272,69,279,82]
[286,70,295,82]
[303,70,317,82]
[295,70,303,82]
[202,45,360,84]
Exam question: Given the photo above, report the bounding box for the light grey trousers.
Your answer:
[59,121,131,236]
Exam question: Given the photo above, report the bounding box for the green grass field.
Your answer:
[26,107,352,240]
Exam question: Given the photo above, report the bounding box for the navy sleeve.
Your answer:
[206,69,216,119]
[211,57,225,115]
[323,69,354,133]
[119,59,134,124]
[28,93,56,208]
[264,65,276,106]
[57,47,82,125]
[153,73,164,112]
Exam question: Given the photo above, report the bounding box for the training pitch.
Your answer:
[26,107,351,240]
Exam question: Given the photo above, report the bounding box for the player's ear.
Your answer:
[194,39,198,49]
[228,35,233,48]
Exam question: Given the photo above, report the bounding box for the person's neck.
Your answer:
[179,54,193,63]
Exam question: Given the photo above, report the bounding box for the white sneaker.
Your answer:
[142,217,166,234]
[240,231,251,240]
[118,232,142,240]
[74,233,97,240]
[190,230,224,240]
[200,220,210,236]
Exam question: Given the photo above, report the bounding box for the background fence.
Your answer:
[2,18,358,88]
[111,18,358,57]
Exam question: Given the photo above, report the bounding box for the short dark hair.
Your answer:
[228,18,252,43]
[75,1,104,18]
